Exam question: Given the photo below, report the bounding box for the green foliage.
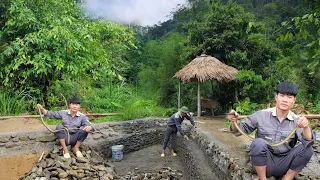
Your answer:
[1,0,319,132]
[234,97,256,114]
[310,101,320,114]
[273,10,320,105]
[180,1,280,110]
[235,70,270,103]
[224,119,231,129]
[233,97,265,115]
[137,33,187,107]
[0,0,135,103]
[277,13,320,76]
[118,98,167,120]
[165,107,178,117]
[47,79,88,108]
[0,91,26,115]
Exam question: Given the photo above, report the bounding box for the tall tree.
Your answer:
[0,0,134,102]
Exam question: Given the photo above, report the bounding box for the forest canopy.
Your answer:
[1,0,320,119]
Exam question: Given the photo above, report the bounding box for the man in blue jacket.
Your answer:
[161,106,195,157]
[37,97,96,159]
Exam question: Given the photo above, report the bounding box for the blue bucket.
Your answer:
[111,145,124,161]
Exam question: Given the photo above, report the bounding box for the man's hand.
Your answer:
[36,104,47,115]
[297,116,312,140]
[83,126,92,132]
[36,104,43,110]
[227,110,239,122]
[183,135,189,141]
[296,116,309,128]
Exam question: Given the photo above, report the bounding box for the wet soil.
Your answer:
[181,138,220,179]
[111,144,186,177]
[111,142,220,180]
[0,116,246,180]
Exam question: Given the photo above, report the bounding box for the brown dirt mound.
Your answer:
[0,153,42,180]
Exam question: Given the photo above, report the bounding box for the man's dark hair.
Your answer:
[69,97,81,104]
[276,82,298,97]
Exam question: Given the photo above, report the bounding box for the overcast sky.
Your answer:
[83,0,187,26]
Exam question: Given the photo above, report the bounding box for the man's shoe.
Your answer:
[63,152,70,159]
[75,151,84,158]
[161,153,165,158]
[172,153,177,157]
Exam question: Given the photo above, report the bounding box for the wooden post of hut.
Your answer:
[197,81,201,117]
[178,80,181,109]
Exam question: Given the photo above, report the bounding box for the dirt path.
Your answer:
[197,116,250,165]
[0,117,55,133]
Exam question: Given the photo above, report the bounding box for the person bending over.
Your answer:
[161,106,195,157]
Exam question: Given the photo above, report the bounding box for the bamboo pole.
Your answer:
[0,113,120,120]
[197,81,201,117]
[178,80,181,110]
[229,114,320,119]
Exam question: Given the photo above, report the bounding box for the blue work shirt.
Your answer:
[167,111,195,136]
[45,110,96,133]
[232,107,316,154]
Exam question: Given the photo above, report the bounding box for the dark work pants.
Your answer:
[55,124,88,147]
[162,126,177,150]
[250,138,313,177]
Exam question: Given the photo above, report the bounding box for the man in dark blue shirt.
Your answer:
[161,106,195,157]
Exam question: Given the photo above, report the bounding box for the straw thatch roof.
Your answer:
[174,54,239,83]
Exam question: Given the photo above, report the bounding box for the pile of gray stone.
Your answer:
[120,167,183,180]
[21,145,115,180]
[21,144,184,180]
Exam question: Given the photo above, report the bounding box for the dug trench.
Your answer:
[0,117,319,180]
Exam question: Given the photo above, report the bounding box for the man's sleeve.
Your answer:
[186,114,195,126]
[81,116,96,132]
[45,110,63,119]
[174,118,185,136]
[296,128,316,148]
[230,112,258,135]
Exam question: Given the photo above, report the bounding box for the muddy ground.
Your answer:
[111,144,187,178]
[111,143,220,180]
[0,116,246,180]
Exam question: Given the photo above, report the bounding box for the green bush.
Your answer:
[234,97,265,115]
[310,101,320,113]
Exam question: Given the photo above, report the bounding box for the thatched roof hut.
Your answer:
[174,54,238,82]
[174,54,239,117]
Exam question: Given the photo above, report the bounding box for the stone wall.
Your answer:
[188,127,320,180]
[0,118,168,156]
[1,118,319,180]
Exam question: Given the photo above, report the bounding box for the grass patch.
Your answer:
[39,117,61,125]
[92,116,123,123]
[0,91,26,115]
